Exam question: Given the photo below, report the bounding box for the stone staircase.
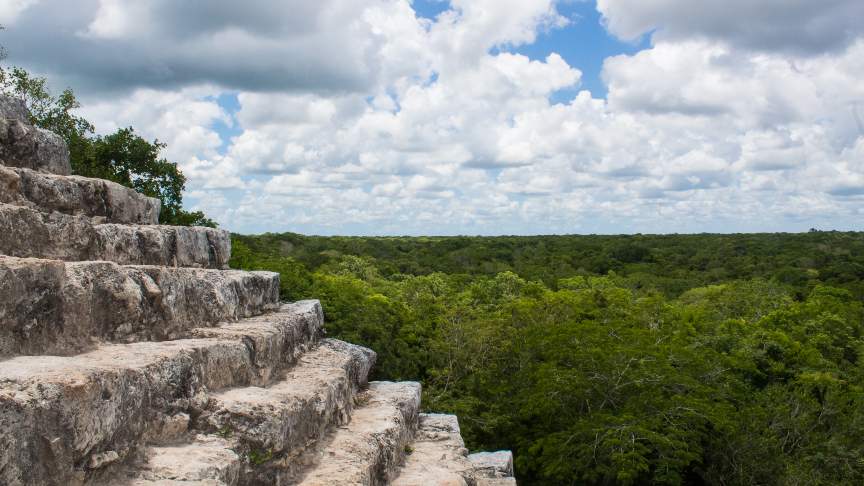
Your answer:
[0,96,516,486]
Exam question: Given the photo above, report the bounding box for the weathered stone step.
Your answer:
[0,256,280,357]
[0,301,324,486]
[0,97,72,176]
[202,339,376,484]
[115,435,241,486]
[469,451,515,480]
[392,414,474,486]
[295,381,422,486]
[0,203,230,268]
[0,165,161,224]
[477,480,517,486]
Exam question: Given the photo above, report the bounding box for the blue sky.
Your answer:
[3,0,863,235]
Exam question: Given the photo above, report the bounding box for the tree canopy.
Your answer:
[231,231,864,485]
[0,35,215,227]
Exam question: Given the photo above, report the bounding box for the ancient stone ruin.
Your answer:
[0,96,516,485]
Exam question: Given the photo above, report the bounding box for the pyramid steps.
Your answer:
[0,96,517,486]
[201,339,375,454]
[0,302,323,486]
[0,203,231,268]
[113,339,376,485]
[115,436,241,485]
[294,381,421,486]
[0,165,161,224]
[468,451,515,479]
[0,255,280,357]
[391,414,474,486]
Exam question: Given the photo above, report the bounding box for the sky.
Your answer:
[1,0,863,236]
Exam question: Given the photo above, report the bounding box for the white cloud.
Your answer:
[0,0,40,24]
[6,0,864,234]
[597,0,864,55]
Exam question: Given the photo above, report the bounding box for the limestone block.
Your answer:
[136,436,241,484]
[189,300,326,384]
[477,479,518,486]
[0,96,29,123]
[0,164,19,203]
[0,302,324,486]
[0,117,71,175]
[392,414,475,486]
[469,450,515,478]
[0,203,230,268]
[296,381,422,486]
[0,256,280,357]
[8,167,161,224]
[200,339,376,472]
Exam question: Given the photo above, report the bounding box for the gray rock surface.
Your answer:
[0,301,324,486]
[0,164,19,203]
[477,479,518,486]
[0,256,280,357]
[4,166,161,224]
[392,414,474,486]
[297,381,422,486]
[0,96,30,123]
[469,451,515,478]
[0,203,230,267]
[132,436,241,484]
[0,117,72,175]
[203,339,376,484]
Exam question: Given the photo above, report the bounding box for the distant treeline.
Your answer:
[232,231,864,301]
[230,231,864,486]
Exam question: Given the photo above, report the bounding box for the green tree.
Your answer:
[0,43,214,227]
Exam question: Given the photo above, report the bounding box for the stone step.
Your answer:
[114,435,241,486]
[392,414,474,486]
[0,103,72,176]
[0,301,324,486]
[469,451,515,479]
[0,256,280,357]
[1,165,161,224]
[295,381,422,486]
[0,203,230,268]
[202,339,376,484]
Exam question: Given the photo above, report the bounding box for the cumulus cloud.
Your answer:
[597,0,864,55]
[4,0,864,234]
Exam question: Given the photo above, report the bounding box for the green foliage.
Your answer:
[216,424,232,439]
[0,53,214,227]
[247,448,273,469]
[233,232,864,485]
[74,127,215,226]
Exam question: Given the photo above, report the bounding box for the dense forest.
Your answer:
[230,231,864,486]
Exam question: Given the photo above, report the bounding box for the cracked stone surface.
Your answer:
[0,203,231,267]
[203,339,376,484]
[132,436,241,484]
[469,451,515,478]
[2,166,161,224]
[0,117,71,176]
[0,96,29,123]
[0,256,280,357]
[296,381,422,486]
[392,414,474,486]
[0,302,323,486]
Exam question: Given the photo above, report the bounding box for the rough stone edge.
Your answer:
[0,203,231,268]
[0,256,279,358]
[0,301,324,486]
[3,166,161,224]
[0,96,29,123]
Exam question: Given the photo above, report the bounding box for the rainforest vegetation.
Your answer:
[231,231,864,486]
